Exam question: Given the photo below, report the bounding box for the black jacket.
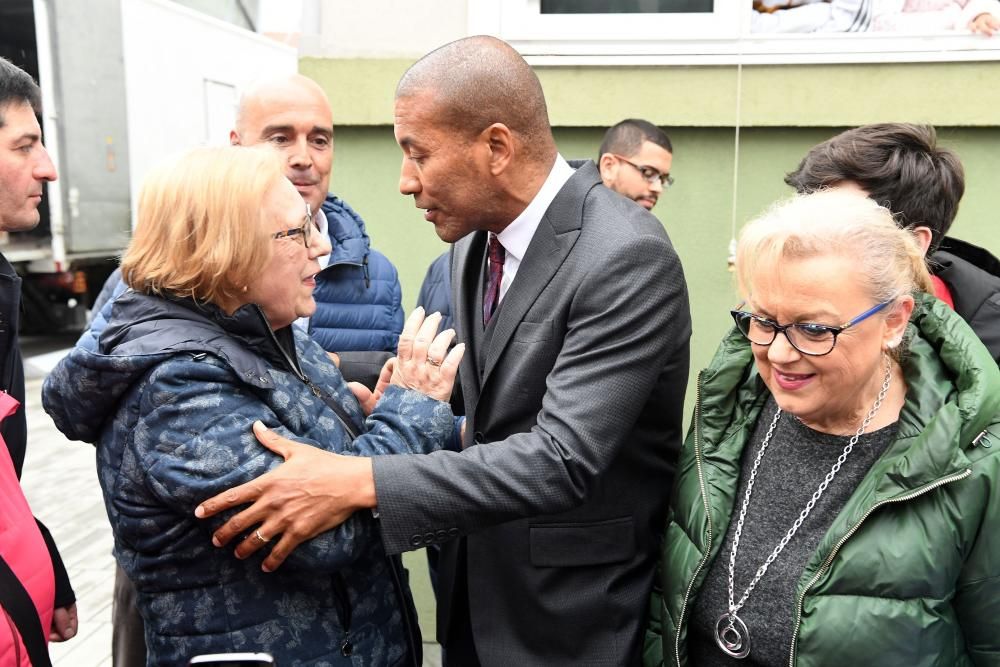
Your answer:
[932,236,1000,365]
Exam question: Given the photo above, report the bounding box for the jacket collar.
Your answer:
[322,194,370,267]
[101,291,297,387]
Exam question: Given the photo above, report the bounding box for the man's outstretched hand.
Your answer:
[194,421,375,572]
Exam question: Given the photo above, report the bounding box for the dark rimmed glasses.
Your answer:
[730,300,893,356]
[611,154,675,189]
[272,203,317,248]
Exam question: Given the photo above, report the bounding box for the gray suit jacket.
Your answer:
[372,161,691,666]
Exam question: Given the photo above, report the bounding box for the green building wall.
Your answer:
[329,124,999,402]
[310,56,1000,639]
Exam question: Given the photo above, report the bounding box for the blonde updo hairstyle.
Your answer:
[736,190,933,353]
[121,146,285,309]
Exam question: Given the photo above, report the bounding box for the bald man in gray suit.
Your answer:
[199,36,691,667]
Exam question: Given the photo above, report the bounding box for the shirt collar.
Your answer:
[497,154,574,262]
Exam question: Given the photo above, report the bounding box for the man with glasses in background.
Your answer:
[597,118,674,212]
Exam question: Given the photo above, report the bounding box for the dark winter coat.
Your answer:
[42,290,454,666]
[309,195,404,353]
[933,235,1000,365]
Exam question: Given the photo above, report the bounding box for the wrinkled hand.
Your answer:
[970,12,1000,35]
[194,421,375,572]
[392,307,464,401]
[50,604,78,642]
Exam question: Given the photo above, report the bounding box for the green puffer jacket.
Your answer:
[644,294,1000,667]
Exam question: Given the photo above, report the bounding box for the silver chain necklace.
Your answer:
[715,354,893,659]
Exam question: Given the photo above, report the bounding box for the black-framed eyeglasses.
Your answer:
[272,204,317,248]
[730,300,893,356]
[611,154,675,188]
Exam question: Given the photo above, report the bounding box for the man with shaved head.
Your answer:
[200,36,691,666]
[89,72,404,666]
[229,74,404,375]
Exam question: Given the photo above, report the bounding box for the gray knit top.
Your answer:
[689,395,897,666]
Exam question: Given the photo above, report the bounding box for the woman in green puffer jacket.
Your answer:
[645,190,1000,667]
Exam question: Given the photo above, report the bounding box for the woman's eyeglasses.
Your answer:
[272,204,318,248]
[730,300,892,356]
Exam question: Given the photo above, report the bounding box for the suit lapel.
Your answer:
[451,232,487,412]
[480,163,598,387]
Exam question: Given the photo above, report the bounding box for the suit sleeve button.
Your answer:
[424,532,436,544]
[409,534,423,547]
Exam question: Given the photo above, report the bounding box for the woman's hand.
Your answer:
[391,307,464,402]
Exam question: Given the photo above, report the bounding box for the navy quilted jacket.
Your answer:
[42,291,453,666]
[310,194,404,353]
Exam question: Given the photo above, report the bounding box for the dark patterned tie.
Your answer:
[483,233,505,325]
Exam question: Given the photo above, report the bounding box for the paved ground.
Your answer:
[20,341,442,666]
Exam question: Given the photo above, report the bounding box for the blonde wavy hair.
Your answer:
[121,146,285,307]
[736,190,934,306]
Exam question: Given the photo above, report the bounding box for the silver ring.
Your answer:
[427,357,442,367]
[253,529,269,544]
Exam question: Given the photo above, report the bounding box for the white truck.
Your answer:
[1,0,296,331]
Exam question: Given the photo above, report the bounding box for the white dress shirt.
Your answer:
[495,154,574,303]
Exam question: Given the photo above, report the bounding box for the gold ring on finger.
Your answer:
[253,528,269,544]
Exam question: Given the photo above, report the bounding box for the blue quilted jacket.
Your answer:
[311,194,404,353]
[42,291,453,666]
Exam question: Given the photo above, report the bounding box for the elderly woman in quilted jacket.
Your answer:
[41,146,464,666]
[644,190,1000,667]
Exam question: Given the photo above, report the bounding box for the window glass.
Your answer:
[540,0,713,13]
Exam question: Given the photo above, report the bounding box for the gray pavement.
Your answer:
[20,360,442,667]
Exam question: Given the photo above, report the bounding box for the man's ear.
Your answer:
[911,225,933,255]
[229,129,241,146]
[598,153,617,186]
[481,123,514,176]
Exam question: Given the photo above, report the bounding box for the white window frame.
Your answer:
[469,0,1000,65]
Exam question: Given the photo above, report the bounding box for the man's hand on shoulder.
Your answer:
[194,421,376,572]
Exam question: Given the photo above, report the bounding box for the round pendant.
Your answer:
[715,613,751,659]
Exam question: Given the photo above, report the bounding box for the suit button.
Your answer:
[409,534,423,547]
[448,527,459,537]
[435,529,448,541]
[474,431,485,444]
[424,532,436,544]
